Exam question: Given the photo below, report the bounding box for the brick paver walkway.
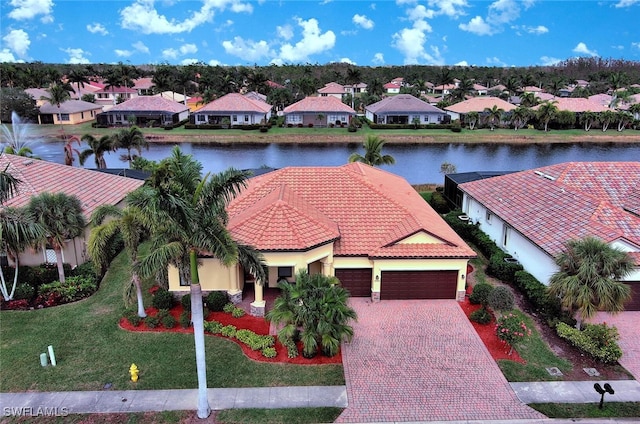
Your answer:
[336,299,545,423]
[593,311,640,381]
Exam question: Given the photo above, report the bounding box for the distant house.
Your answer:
[459,162,640,310]
[193,93,271,126]
[344,83,367,96]
[94,85,138,109]
[384,82,402,94]
[444,96,516,121]
[317,82,346,99]
[133,78,155,96]
[38,100,103,125]
[532,97,609,113]
[433,83,456,96]
[589,93,613,108]
[96,96,189,127]
[25,88,53,107]
[522,86,543,93]
[473,84,489,96]
[283,96,355,127]
[365,94,447,125]
[0,154,143,269]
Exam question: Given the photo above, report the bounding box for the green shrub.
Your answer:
[13,283,35,301]
[145,316,159,328]
[470,307,492,324]
[72,261,100,282]
[513,271,563,320]
[262,347,277,358]
[156,309,170,321]
[179,310,191,328]
[488,286,515,313]
[469,283,494,306]
[152,288,175,310]
[203,320,223,334]
[487,253,523,283]
[124,309,142,327]
[281,337,299,358]
[38,276,98,303]
[181,294,191,311]
[206,291,228,311]
[223,302,235,313]
[162,314,176,329]
[428,191,450,214]
[203,306,210,318]
[221,325,237,338]
[231,307,246,318]
[556,322,622,364]
[235,329,275,350]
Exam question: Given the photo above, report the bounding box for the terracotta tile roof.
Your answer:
[384,82,401,89]
[198,93,271,113]
[535,92,555,101]
[283,96,356,114]
[473,84,488,91]
[366,94,446,114]
[0,154,144,219]
[107,96,188,113]
[588,93,612,106]
[318,82,345,94]
[228,163,475,259]
[39,100,103,114]
[523,86,543,93]
[133,78,154,89]
[95,86,137,94]
[445,96,516,114]
[459,162,640,259]
[267,80,285,89]
[532,97,610,113]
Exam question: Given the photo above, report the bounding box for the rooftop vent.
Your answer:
[534,170,556,181]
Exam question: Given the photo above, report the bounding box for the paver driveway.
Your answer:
[336,299,544,423]
[593,311,640,381]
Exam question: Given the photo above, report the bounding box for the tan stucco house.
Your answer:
[167,163,475,315]
[0,154,143,269]
[37,100,103,125]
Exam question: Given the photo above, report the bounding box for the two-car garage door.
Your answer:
[335,268,458,300]
[626,282,640,311]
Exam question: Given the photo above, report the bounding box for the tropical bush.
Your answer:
[124,309,142,327]
[162,314,176,329]
[231,307,246,318]
[181,294,191,311]
[470,307,492,324]
[555,322,623,364]
[179,311,191,328]
[262,347,277,358]
[281,337,299,358]
[152,288,175,310]
[145,316,159,328]
[221,325,237,338]
[13,283,35,301]
[488,286,515,314]
[428,191,450,214]
[38,276,98,304]
[495,312,532,355]
[203,320,223,334]
[206,291,228,311]
[223,302,236,313]
[469,283,494,306]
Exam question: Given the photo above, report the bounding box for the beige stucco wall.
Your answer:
[168,259,242,292]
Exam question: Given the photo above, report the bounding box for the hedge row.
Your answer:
[556,322,622,363]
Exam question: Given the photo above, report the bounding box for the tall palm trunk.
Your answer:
[190,248,211,418]
[54,244,66,283]
[132,271,147,318]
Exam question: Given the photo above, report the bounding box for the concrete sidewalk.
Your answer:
[0,386,347,415]
[511,380,640,404]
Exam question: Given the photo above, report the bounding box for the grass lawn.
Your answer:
[0,252,344,392]
[530,402,640,418]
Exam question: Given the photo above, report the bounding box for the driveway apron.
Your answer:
[593,311,640,381]
[336,299,544,423]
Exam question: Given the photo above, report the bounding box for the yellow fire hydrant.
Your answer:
[129,363,139,382]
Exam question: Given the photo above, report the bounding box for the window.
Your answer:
[233,115,238,122]
[287,114,302,123]
[485,211,492,224]
[277,267,293,278]
[81,112,84,119]
[503,225,511,246]
[115,114,122,121]
[197,115,205,122]
[244,115,249,122]
[59,114,70,121]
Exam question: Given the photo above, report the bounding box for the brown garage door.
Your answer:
[335,268,372,297]
[625,282,640,311]
[381,270,458,300]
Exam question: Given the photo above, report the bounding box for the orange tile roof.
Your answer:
[445,96,516,114]
[198,93,271,113]
[108,96,188,113]
[283,96,356,114]
[0,154,144,219]
[460,162,640,261]
[532,97,610,113]
[318,82,345,94]
[228,163,475,259]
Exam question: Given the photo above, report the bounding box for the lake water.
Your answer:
[33,139,640,184]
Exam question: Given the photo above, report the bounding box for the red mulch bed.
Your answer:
[119,305,342,366]
[459,296,526,364]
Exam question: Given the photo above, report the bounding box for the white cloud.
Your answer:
[372,52,385,65]
[63,47,90,64]
[277,24,294,40]
[524,25,548,34]
[115,41,150,58]
[407,4,435,20]
[87,23,108,35]
[540,55,561,66]
[120,0,252,35]
[352,14,374,29]
[486,56,507,66]
[459,16,492,35]
[162,48,179,59]
[222,37,272,61]
[115,49,133,57]
[181,58,199,65]
[428,0,469,18]
[612,45,624,50]
[162,43,197,59]
[276,18,335,63]
[8,0,54,23]
[454,60,469,66]
[0,49,18,63]
[615,0,640,7]
[3,29,30,58]
[179,43,197,55]
[632,42,640,49]
[208,59,223,66]
[573,42,597,57]
[339,57,356,65]
[133,41,150,54]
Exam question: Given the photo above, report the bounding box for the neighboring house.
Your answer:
[283,96,355,127]
[534,92,556,102]
[433,83,456,96]
[25,88,53,107]
[522,86,543,93]
[588,93,614,108]
[38,100,103,125]
[267,80,285,90]
[167,163,475,315]
[96,96,189,127]
[154,91,189,104]
[0,154,143,269]
[133,77,155,96]
[94,85,138,109]
[532,97,609,113]
[459,162,640,310]
[443,171,517,210]
[344,83,367,96]
[193,93,271,126]
[444,96,516,121]
[365,94,448,125]
[317,82,345,99]
[473,84,489,96]
[384,81,402,94]
[187,96,204,112]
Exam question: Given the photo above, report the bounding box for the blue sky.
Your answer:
[2,0,640,67]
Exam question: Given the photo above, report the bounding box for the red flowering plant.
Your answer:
[495,312,532,355]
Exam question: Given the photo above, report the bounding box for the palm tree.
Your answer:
[509,106,531,131]
[63,136,81,166]
[366,78,385,98]
[465,111,479,130]
[520,92,538,108]
[40,82,72,109]
[598,110,616,132]
[89,204,149,317]
[0,206,45,300]
[449,78,474,102]
[27,192,86,284]
[130,147,266,419]
[548,236,634,330]
[579,111,597,132]
[112,126,148,167]
[67,67,90,98]
[483,105,504,131]
[348,135,395,166]
[0,162,20,204]
[616,111,633,131]
[629,103,640,120]
[79,134,114,168]
[536,101,558,132]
